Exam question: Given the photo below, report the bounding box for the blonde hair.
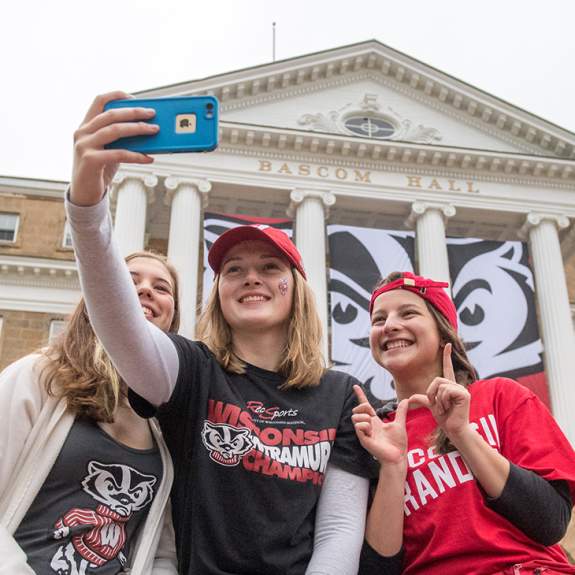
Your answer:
[196,269,325,388]
[375,272,477,454]
[41,251,180,422]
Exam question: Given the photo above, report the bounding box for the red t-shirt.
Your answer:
[386,377,575,575]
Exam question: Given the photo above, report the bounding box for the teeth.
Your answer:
[142,306,153,317]
[385,340,411,350]
[241,295,266,303]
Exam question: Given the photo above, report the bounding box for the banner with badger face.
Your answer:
[202,213,293,308]
[447,237,547,404]
[327,226,547,405]
[327,224,416,401]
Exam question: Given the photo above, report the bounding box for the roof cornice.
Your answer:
[136,41,575,160]
[0,255,78,289]
[0,176,68,199]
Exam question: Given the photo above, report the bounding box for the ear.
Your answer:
[87,461,109,474]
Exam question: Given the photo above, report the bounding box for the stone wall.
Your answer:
[0,309,65,370]
[0,194,74,260]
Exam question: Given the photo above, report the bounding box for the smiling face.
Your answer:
[370,289,443,387]
[127,257,176,332]
[217,240,294,335]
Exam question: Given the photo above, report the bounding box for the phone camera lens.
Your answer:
[206,102,214,110]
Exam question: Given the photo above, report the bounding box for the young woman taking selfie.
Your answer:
[64,92,377,575]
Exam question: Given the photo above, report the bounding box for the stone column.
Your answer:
[406,201,456,285]
[520,212,575,443]
[165,177,211,338]
[288,189,336,361]
[111,173,157,256]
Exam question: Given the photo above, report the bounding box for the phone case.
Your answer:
[103,96,219,154]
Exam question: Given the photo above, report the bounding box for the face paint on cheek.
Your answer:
[278,277,289,296]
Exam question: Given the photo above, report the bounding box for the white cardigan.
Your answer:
[0,353,177,574]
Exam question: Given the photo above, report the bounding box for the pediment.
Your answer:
[138,40,575,159]
[220,81,524,154]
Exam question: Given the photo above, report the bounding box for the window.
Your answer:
[344,116,396,139]
[0,213,19,242]
[62,220,73,249]
[49,319,67,343]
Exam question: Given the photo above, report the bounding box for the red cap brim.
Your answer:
[208,225,306,279]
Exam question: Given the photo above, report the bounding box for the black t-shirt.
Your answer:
[14,418,162,574]
[130,336,377,575]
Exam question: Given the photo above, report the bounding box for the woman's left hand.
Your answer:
[410,343,471,439]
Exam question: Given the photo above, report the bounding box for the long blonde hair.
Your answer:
[41,251,180,422]
[196,268,325,388]
[375,272,477,453]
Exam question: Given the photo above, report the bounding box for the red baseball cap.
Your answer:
[208,225,307,279]
[369,271,458,330]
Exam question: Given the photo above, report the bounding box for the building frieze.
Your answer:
[216,124,574,187]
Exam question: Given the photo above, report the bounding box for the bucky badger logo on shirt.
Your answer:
[49,461,156,575]
[201,421,254,466]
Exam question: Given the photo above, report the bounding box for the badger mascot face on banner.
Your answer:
[328,225,415,401]
[447,238,546,402]
[327,226,546,406]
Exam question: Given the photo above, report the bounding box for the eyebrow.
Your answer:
[397,303,421,311]
[129,271,173,287]
[222,253,284,265]
[373,303,423,316]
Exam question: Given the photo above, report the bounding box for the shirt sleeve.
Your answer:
[0,354,44,493]
[129,335,206,420]
[486,463,572,545]
[494,378,575,503]
[358,540,404,575]
[0,525,35,575]
[305,465,369,575]
[65,192,179,406]
[328,376,379,479]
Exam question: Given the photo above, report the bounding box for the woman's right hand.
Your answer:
[352,385,408,467]
[70,91,159,206]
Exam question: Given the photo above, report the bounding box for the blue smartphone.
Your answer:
[103,96,219,154]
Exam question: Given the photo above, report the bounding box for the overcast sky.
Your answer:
[2,0,573,182]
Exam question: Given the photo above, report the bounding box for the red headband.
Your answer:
[369,272,458,330]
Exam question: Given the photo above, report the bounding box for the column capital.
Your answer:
[287,189,336,217]
[405,201,456,228]
[518,212,570,239]
[163,177,211,207]
[110,172,158,204]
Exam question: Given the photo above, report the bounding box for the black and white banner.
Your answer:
[202,216,548,406]
[447,238,546,404]
[327,226,547,404]
[328,224,416,400]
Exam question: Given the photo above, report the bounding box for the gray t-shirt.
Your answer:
[15,417,163,574]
